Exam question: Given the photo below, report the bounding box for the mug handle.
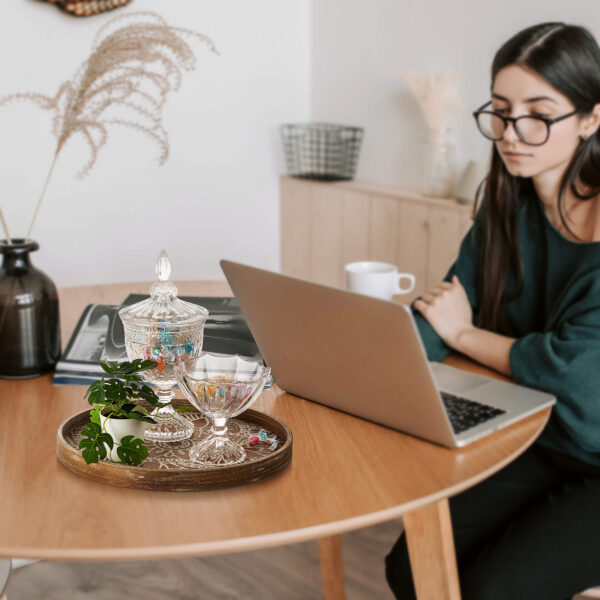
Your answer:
[396,273,416,294]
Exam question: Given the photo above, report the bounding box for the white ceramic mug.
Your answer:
[344,261,416,301]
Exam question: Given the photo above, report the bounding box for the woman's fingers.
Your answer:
[416,278,462,311]
[413,299,427,314]
[426,283,454,300]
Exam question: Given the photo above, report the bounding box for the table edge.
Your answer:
[0,407,549,561]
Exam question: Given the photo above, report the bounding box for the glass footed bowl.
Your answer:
[175,354,271,467]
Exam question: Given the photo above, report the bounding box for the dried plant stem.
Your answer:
[0,11,217,242]
[0,208,11,244]
[25,152,60,243]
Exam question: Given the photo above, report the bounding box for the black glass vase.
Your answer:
[0,239,61,378]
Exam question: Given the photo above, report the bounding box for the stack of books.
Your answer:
[54,295,265,386]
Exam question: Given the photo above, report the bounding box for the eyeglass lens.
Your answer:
[476,113,548,145]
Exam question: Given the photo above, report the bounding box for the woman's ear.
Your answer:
[581,103,600,139]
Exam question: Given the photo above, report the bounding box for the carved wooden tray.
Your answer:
[57,403,293,491]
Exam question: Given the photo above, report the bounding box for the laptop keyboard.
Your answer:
[441,391,506,435]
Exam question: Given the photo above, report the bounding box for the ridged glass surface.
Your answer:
[176,354,271,466]
[119,250,208,441]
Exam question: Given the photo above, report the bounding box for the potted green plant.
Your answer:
[79,359,190,466]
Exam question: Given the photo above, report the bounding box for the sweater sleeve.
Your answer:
[509,288,600,453]
[411,205,483,362]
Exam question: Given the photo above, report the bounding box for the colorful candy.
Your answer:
[248,429,279,451]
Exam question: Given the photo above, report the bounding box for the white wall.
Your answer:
[311,0,600,191]
[3,1,599,288]
[0,0,310,287]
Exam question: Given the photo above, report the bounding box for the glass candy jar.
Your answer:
[119,250,208,441]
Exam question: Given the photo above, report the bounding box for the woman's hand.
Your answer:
[413,275,474,349]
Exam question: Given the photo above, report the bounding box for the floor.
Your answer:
[7,520,600,599]
[6,520,402,599]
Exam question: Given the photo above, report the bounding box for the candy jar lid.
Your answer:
[119,250,208,328]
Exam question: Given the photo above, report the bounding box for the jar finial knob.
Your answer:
[150,249,178,298]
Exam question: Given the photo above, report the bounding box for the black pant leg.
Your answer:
[459,470,600,600]
[385,445,560,599]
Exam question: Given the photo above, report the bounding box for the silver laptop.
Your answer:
[220,260,556,448]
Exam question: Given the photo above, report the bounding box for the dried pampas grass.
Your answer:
[0,11,218,242]
[403,71,461,145]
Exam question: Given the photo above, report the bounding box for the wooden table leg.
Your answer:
[318,535,346,600]
[404,499,461,600]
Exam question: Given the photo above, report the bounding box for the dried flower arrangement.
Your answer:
[403,71,461,147]
[0,11,218,243]
[403,71,461,197]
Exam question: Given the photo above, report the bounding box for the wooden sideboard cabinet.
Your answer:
[280,175,475,304]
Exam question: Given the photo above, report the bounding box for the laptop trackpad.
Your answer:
[429,362,492,395]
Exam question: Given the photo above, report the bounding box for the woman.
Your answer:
[386,22,600,600]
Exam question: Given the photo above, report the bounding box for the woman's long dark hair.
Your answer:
[476,23,600,334]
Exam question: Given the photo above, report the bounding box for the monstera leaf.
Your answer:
[79,422,113,464]
[116,435,149,466]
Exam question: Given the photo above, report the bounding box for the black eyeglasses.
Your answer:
[473,101,578,146]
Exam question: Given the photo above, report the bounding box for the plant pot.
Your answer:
[99,414,149,463]
[0,239,61,378]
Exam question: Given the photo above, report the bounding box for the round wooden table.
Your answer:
[0,282,551,600]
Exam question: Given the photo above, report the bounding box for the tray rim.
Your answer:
[56,404,293,491]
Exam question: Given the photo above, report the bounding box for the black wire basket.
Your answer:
[280,122,364,182]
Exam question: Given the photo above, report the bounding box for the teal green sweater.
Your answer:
[415,188,600,465]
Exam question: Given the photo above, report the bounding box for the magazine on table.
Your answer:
[53,295,270,387]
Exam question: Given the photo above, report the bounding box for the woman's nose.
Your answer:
[502,120,520,143]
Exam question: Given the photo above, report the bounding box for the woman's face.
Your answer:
[491,65,586,180]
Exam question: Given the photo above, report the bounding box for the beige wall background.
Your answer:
[0,1,598,287]
[0,0,310,287]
